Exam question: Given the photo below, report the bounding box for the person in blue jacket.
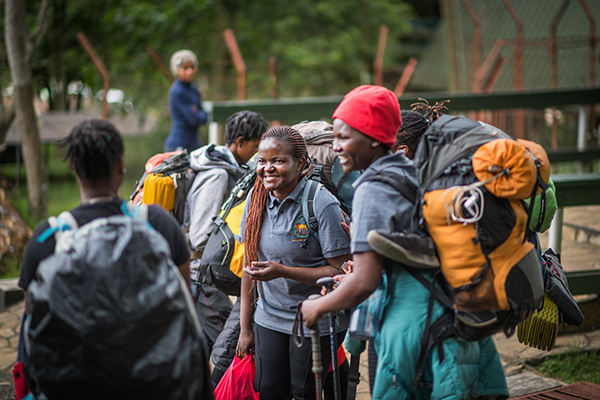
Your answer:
[164,49,207,153]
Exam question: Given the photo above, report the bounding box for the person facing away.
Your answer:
[164,49,207,153]
[236,126,351,400]
[184,111,267,352]
[18,119,213,399]
[301,85,508,400]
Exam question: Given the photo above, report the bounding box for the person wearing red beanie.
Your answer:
[333,85,401,149]
[301,86,508,400]
[329,85,402,174]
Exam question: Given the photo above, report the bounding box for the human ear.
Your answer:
[370,139,382,148]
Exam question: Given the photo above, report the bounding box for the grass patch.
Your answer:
[535,349,600,385]
[0,250,24,279]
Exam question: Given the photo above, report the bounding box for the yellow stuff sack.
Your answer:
[142,174,175,212]
[221,200,245,278]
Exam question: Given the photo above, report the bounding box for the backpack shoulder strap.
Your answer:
[121,200,149,222]
[301,180,322,249]
[361,170,418,205]
[37,211,78,245]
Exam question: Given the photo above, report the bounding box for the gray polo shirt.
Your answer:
[351,151,417,254]
[240,177,350,336]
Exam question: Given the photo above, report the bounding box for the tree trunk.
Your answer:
[5,0,49,221]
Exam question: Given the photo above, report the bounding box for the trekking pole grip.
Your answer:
[307,293,323,375]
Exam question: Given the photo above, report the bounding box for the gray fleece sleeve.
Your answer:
[186,169,229,252]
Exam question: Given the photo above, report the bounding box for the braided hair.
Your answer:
[58,119,124,182]
[244,126,308,264]
[225,111,269,145]
[394,98,449,159]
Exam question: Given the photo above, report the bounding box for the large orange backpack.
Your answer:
[413,115,548,314]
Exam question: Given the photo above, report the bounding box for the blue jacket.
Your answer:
[165,80,207,152]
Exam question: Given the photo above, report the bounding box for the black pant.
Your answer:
[195,283,233,353]
[254,324,347,400]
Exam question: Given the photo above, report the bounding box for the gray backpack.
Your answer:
[25,202,210,399]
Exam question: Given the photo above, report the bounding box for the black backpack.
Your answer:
[26,203,210,399]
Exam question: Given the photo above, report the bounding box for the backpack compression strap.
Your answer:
[301,180,322,249]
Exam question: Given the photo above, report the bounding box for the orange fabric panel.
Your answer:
[472,139,537,199]
[142,174,175,211]
[423,189,487,288]
[517,139,551,195]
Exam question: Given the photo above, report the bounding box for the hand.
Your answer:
[320,274,346,295]
[236,328,255,359]
[302,298,325,328]
[341,260,353,274]
[243,261,284,282]
[341,211,351,239]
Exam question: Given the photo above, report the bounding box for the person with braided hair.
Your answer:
[235,126,351,400]
[185,110,267,354]
[20,119,192,294]
[18,119,214,399]
[392,98,449,158]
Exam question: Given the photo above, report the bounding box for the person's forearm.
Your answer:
[278,264,340,286]
[177,260,191,288]
[240,268,254,331]
[316,272,377,313]
[315,251,383,313]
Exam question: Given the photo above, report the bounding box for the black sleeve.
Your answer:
[19,222,55,290]
[147,205,190,266]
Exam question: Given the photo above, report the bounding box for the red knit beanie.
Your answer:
[332,85,401,149]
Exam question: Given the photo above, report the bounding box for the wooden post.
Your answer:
[146,46,174,84]
[502,0,525,138]
[77,32,109,119]
[394,58,417,96]
[268,57,278,99]
[474,39,505,93]
[223,29,246,100]
[373,26,388,86]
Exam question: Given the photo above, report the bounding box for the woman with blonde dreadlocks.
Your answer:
[236,126,351,400]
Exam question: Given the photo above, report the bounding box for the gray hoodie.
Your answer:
[184,144,248,255]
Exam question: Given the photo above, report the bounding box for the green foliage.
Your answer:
[16,0,416,116]
[0,248,23,279]
[536,350,600,385]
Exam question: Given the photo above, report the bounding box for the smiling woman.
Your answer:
[236,126,352,400]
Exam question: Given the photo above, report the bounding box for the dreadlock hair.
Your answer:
[224,111,269,145]
[58,119,124,183]
[394,98,449,159]
[244,126,309,264]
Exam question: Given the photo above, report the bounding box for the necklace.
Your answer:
[86,195,119,205]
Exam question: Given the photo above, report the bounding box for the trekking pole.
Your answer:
[307,293,324,400]
[317,277,341,400]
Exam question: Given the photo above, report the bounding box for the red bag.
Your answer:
[12,362,31,400]
[214,355,260,400]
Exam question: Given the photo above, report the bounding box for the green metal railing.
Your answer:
[210,86,600,123]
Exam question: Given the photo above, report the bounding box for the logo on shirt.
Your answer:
[292,216,309,238]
